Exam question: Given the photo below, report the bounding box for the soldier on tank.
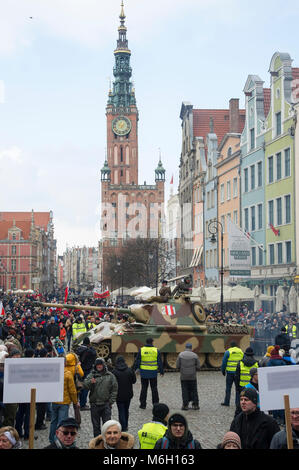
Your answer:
[146,280,172,303]
[171,275,193,298]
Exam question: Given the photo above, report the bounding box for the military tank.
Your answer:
[32,296,251,370]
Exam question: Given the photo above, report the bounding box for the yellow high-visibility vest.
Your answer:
[138,422,167,449]
[72,323,87,339]
[226,347,244,373]
[239,361,259,387]
[140,347,158,370]
[286,325,297,338]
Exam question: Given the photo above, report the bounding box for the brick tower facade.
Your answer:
[100,2,165,288]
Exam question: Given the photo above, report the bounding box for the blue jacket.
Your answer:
[221,350,231,375]
[134,346,164,378]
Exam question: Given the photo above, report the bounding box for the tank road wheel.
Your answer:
[198,353,206,368]
[207,353,223,369]
[165,353,178,370]
[191,302,206,323]
[94,342,110,360]
[114,353,135,368]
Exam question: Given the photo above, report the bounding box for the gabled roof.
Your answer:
[0,212,51,232]
[193,109,245,148]
[0,220,32,241]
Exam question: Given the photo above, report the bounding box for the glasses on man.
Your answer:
[61,430,77,436]
[291,411,299,416]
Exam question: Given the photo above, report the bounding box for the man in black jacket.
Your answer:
[44,417,79,449]
[154,412,201,449]
[112,355,136,431]
[230,388,280,449]
[275,327,291,350]
[77,337,97,410]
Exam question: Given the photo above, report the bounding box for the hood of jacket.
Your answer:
[89,432,134,449]
[66,353,79,367]
[242,354,258,367]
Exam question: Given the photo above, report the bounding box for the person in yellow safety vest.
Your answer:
[235,347,259,397]
[221,341,244,407]
[72,317,87,341]
[286,322,297,339]
[138,403,169,449]
[133,338,164,409]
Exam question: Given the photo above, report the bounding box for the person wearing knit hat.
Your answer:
[220,431,241,449]
[230,387,280,449]
[235,346,258,408]
[138,403,169,449]
[154,412,202,449]
[259,346,274,367]
[267,345,286,367]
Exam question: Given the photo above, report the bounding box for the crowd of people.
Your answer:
[0,289,299,450]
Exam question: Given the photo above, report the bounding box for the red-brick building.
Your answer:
[0,211,56,293]
[99,4,165,287]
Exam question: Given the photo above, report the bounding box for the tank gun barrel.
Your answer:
[31,301,126,313]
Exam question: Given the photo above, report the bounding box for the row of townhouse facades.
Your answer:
[177,51,299,302]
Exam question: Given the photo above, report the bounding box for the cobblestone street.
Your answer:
[23,370,237,450]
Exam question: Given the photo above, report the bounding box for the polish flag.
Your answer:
[0,301,5,316]
[162,304,176,316]
[64,282,69,303]
[269,224,280,236]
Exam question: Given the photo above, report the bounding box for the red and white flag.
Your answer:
[64,282,69,303]
[0,301,5,316]
[269,224,280,237]
[93,289,110,299]
[170,174,174,185]
[162,304,176,316]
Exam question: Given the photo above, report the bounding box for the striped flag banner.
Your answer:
[162,304,176,316]
[0,301,5,316]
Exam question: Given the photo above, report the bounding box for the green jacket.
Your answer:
[83,369,118,406]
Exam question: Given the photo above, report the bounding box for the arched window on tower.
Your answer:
[120,146,123,162]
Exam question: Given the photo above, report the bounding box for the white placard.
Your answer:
[3,358,65,403]
[258,365,299,411]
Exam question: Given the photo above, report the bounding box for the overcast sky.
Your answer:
[1,0,299,254]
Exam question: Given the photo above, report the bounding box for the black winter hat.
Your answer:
[168,413,187,427]
[95,357,105,366]
[240,388,258,405]
[245,347,254,356]
[152,403,169,421]
[83,337,90,345]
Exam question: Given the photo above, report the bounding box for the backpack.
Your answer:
[161,436,195,449]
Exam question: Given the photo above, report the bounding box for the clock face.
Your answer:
[112,116,131,136]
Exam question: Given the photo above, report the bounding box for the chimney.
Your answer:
[229,98,240,133]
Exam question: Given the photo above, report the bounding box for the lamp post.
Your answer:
[208,220,224,316]
[117,260,123,305]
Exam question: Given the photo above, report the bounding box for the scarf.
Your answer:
[54,436,77,449]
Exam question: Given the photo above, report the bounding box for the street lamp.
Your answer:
[208,220,224,316]
[117,260,123,305]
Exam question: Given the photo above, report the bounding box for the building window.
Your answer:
[250,165,255,190]
[258,204,263,230]
[276,198,282,225]
[268,156,274,183]
[268,200,274,225]
[221,215,225,232]
[277,243,283,264]
[220,184,225,203]
[258,247,263,266]
[286,241,292,263]
[233,210,238,225]
[11,259,16,272]
[276,152,282,180]
[251,247,256,266]
[120,147,123,162]
[250,128,255,150]
[244,208,249,232]
[276,112,282,136]
[251,206,256,231]
[233,177,238,198]
[244,168,248,192]
[257,162,262,187]
[285,195,291,224]
[269,244,275,265]
[227,181,231,200]
[11,277,16,289]
[11,245,16,255]
[285,148,291,177]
